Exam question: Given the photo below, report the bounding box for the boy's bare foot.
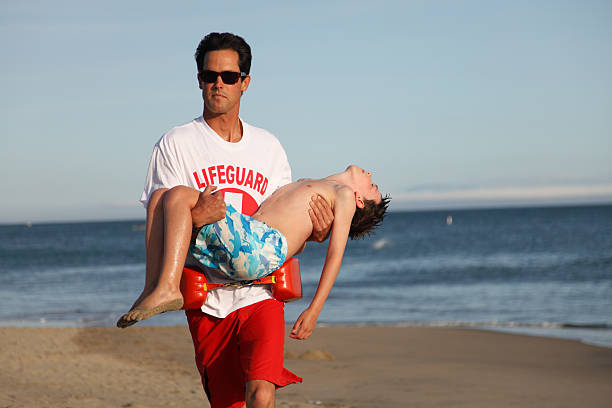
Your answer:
[127,287,155,312]
[116,298,183,328]
[116,290,184,328]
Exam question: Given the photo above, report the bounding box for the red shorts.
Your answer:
[186,299,302,408]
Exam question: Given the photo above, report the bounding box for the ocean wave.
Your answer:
[329,252,612,285]
[342,252,587,273]
[0,263,145,285]
[371,238,392,250]
[395,321,612,330]
[313,320,612,331]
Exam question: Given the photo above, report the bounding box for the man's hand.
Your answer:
[191,185,226,228]
[308,194,333,242]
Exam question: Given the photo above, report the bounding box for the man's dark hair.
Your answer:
[195,32,252,74]
[349,194,391,239]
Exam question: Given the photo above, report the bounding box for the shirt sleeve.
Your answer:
[277,146,292,187]
[139,140,184,207]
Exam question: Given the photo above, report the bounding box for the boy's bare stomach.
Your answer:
[253,179,335,257]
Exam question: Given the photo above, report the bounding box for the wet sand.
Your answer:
[1,325,611,408]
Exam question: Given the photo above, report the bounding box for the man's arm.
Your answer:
[307,194,334,242]
[189,185,227,240]
[140,141,183,207]
[291,187,355,340]
[190,185,226,228]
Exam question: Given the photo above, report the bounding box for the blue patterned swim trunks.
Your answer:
[190,204,288,280]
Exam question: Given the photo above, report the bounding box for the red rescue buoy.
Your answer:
[180,258,302,309]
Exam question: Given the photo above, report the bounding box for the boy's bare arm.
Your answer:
[291,187,355,340]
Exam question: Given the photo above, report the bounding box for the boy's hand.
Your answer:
[290,308,319,340]
[191,185,226,228]
[308,194,333,242]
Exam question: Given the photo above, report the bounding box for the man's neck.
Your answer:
[203,110,243,143]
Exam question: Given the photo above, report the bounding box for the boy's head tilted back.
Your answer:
[324,164,391,239]
[349,194,391,239]
[342,165,390,239]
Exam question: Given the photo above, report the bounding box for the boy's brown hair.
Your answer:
[349,194,391,239]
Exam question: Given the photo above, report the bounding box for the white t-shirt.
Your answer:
[140,116,292,318]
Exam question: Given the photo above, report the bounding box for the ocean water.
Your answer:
[1,204,611,348]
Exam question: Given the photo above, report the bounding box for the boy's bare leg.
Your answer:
[134,188,168,309]
[116,188,167,327]
[118,186,200,326]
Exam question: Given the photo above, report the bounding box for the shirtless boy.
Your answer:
[117,165,389,339]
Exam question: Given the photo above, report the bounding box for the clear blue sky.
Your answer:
[2,1,611,223]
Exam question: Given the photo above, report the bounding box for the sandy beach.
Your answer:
[1,325,611,408]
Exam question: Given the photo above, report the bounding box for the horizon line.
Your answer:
[2,200,611,226]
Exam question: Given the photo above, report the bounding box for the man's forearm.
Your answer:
[308,194,334,242]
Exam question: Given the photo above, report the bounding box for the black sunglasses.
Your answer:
[199,70,246,85]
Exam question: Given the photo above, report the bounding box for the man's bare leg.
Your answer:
[117,186,201,326]
[245,380,275,408]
